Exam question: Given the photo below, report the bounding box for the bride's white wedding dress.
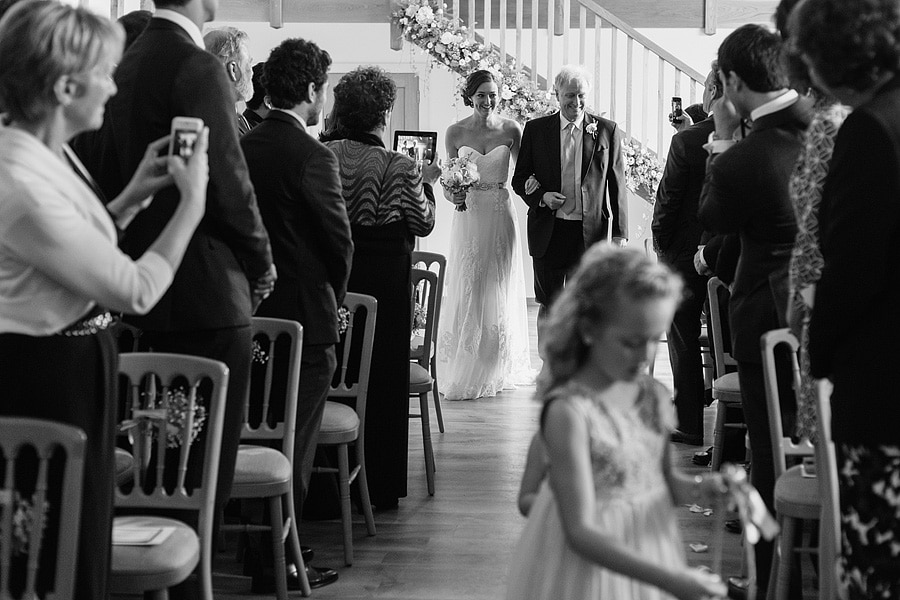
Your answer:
[437,144,533,400]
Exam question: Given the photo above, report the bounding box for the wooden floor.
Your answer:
[155,302,817,599]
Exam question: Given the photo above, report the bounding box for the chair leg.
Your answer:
[431,356,444,433]
[337,443,354,566]
[355,440,376,536]
[419,392,435,495]
[773,516,796,600]
[284,487,311,596]
[711,400,728,471]
[268,496,289,600]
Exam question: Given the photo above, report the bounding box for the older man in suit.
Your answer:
[698,24,813,597]
[653,64,723,447]
[512,65,627,335]
[204,26,254,135]
[79,0,276,558]
[241,37,352,591]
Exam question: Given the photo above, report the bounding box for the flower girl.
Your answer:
[506,245,727,600]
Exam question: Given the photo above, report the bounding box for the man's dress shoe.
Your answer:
[251,563,338,592]
[670,429,703,445]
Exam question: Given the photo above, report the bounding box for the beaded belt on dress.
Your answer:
[57,311,115,337]
[471,182,505,191]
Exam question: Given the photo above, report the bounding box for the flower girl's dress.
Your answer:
[506,377,686,600]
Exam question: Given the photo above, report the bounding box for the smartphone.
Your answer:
[671,96,683,123]
[168,116,204,159]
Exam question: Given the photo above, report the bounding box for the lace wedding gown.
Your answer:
[506,378,686,600]
[437,144,533,400]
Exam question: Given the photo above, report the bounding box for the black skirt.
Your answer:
[0,326,117,600]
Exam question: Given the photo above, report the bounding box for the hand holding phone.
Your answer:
[169,116,204,160]
[671,96,683,124]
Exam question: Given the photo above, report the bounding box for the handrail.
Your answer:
[577,0,705,83]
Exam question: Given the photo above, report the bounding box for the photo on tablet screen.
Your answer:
[393,130,437,165]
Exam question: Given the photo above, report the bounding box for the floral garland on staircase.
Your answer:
[391,0,664,202]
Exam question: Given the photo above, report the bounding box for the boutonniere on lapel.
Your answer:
[585,122,598,139]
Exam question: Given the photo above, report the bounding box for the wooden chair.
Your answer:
[761,329,819,600]
[0,417,86,600]
[111,353,228,600]
[409,268,438,496]
[411,251,446,433]
[815,379,845,600]
[315,293,377,565]
[220,317,310,597]
[707,276,746,470]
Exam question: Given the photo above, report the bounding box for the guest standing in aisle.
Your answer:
[322,66,438,509]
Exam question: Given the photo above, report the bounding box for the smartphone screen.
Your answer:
[671,96,683,122]
[172,128,199,159]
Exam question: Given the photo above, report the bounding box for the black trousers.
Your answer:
[666,260,708,437]
[532,219,585,335]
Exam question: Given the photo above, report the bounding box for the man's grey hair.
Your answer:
[554,64,592,92]
[203,26,248,63]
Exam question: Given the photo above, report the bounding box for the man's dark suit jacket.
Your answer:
[653,117,716,262]
[512,111,627,257]
[240,111,354,345]
[809,76,900,444]
[698,96,814,363]
[82,18,272,331]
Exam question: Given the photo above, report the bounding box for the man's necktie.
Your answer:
[560,122,577,215]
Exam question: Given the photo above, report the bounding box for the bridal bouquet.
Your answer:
[440,156,480,211]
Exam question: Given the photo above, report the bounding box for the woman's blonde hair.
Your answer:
[536,244,682,399]
[0,0,123,124]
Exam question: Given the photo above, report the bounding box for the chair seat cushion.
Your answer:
[409,362,432,387]
[774,465,820,518]
[110,515,199,593]
[713,372,741,396]
[233,445,291,485]
[318,401,359,444]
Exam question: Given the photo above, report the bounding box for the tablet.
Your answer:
[393,130,437,165]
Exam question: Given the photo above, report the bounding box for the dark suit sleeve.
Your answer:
[299,146,354,306]
[652,133,689,253]
[607,123,628,239]
[175,53,272,280]
[511,120,543,209]
[703,233,739,285]
[808,112,900,378]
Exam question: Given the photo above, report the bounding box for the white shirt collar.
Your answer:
[750,89,799,122]
[271,108,308,131]
[154,9,204,48]
[560,112,585,131]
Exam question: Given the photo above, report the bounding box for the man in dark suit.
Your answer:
[241,37,351,590]
[512,65,627,336]
[243,62,269,131]
[79,0,276,550]
[653,65,723,447]
[698,24,813,597]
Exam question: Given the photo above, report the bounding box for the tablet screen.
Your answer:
[393,130,437,165]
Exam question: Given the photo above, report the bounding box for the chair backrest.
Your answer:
[707,276,737,378]
[760,329,813,479]
[246,318,304,461]
[0,418,86,600]
[410,268,439,370]
[815,379,844,600]
[116,353,228,544]
[411,251,446,341]
[330,293,378,445]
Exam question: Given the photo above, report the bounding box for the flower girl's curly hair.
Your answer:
[536,245,682,400]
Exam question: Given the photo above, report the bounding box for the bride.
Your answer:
[437,69,536,400]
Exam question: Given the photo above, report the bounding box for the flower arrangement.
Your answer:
[3,491,48,557]
[413,302,428,330]
[251,339,269,364]
[120,388,207,449]
[337,306,350,335]
[440,155,480,211]
[585,122,598,139]
[392,0,557,124]
[622,138,664,202]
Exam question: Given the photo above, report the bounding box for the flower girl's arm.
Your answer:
[544,400,724,600]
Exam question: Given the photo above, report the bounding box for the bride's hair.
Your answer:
[461,69,498,107]
[535,245,682,400]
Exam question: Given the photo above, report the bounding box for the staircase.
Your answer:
[395,0,706,161]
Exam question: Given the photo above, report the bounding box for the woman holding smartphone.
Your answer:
[0,3,208,598]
